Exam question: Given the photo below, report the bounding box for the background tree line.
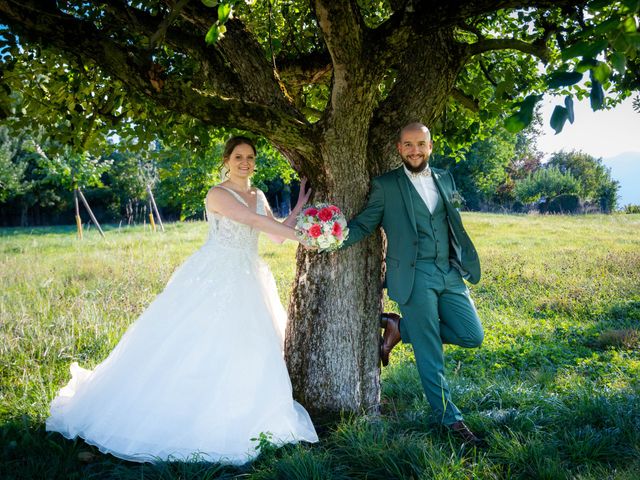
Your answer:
[431,117,621,214]
[0,123,296,226]
[0,118,621,227]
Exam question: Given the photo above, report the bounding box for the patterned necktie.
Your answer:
[407,166,432,178]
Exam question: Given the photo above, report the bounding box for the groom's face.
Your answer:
[397,129,433,172]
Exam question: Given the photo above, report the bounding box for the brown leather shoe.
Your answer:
[447,421,484,446]
[380,312,401,367]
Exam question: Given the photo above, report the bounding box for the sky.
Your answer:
[537,95,640,159]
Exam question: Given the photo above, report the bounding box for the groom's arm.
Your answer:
[342,179,385,248]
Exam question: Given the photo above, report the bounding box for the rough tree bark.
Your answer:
[0,0,583,416]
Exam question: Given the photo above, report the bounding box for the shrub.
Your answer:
[623,204,640,214]
[544,194,581,214]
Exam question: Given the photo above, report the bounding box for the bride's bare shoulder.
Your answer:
[208,183,232,198]
[206,184,230,211]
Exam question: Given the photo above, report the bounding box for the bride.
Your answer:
[46,136,318,464]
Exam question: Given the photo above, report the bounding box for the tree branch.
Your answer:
[103,1,300,109]
[147,0,189,50]
[0,0,313,152]
[457,20,484,40]
[370,0,581,66]
[413,0,585,32]
[313,0,364,67]
[277,51,333,88]
[170,0,303,108]
[368,28,466,173]
[97,0,242,98]
[479,59,499,87]
[311,0,383,133]
[465,37,550,62]
[451,88,480,112]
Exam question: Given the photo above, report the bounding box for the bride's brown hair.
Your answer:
[223,136,257,159]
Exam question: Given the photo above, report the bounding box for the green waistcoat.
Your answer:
[409,184,450,273]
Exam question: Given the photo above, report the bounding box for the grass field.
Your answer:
[1,214,639,479]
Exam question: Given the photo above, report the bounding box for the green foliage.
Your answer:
[499,0,640,133]
[547,150,620,211]
[504,95,542,134]
[1,214,639,478]
[432,127,516,210]
[0,126,27,202]
[549,96,576,134]
[1,0,637,165]
[515,166,580,204]
[0,126,72,222]
[252,139,298,191]
[624,203,640,213]
[155,143,221,220]
[435,126,620,213]
[432,118,544,210]
[546,71,583,88]
[38,149,111,192]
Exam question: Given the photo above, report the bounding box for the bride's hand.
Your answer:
[293,178,312,213]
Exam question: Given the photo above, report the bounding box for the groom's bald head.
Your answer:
[396,122,433,173]
[398,122,431,142]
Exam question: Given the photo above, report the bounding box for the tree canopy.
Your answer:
[1,1,638,165]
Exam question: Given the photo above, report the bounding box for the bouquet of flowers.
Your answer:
[295,203,349,252]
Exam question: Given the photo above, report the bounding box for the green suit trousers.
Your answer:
[398,261,484,425]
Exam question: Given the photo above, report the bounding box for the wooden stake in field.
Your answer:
[148,199,157,232]
[77,188,105,238]
[146,185,165,232]
[74,189,83,240]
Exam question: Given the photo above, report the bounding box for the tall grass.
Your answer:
[1,214,639,479]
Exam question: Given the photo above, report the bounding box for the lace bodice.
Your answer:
[204,185,266,256]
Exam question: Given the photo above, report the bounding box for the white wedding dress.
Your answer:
[46,186,318,464]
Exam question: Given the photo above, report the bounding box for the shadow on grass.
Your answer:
[0,415,251,480]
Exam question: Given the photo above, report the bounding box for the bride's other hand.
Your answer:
[292,178,312,215]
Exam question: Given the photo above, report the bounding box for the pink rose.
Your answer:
[318,207,333,222]
[329,205,341,214]
[332,221,342,238]
[304,207,318,216]
[309,224,322,238]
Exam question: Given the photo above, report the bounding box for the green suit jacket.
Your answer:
[343,166,481,305]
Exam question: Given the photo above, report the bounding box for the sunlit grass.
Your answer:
[1,214,639,479]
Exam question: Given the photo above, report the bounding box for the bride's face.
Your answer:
[225,143,256,180]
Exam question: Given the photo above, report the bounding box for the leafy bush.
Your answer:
[624,204,640,214]
[515,166,580,204]
[544,193,581,214]
[547,150,619,212]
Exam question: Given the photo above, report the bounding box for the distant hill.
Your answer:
[602,152,640,207]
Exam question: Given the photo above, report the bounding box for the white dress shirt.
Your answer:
[404,165,440,214]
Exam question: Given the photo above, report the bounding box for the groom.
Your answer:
[343,122,484,444]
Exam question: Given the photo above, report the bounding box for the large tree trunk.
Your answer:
[286,232,384,415]
[284,74,390,413]
[285,151,387,414]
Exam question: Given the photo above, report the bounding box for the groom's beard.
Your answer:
[401,155,429,173]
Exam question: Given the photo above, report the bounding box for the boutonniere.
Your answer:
[450,191,465,209]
